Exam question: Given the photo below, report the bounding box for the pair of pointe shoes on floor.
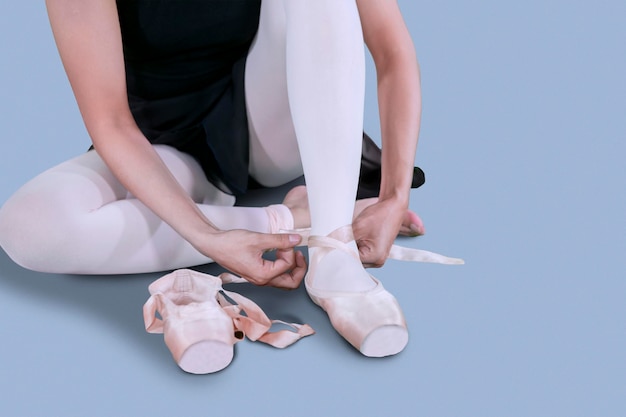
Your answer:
[143,225,463,374]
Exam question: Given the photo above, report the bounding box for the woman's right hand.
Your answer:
[196,229,307,290]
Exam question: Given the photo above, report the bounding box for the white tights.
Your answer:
[0,0,370,286]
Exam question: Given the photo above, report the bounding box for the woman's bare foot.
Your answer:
[282,185,425,236]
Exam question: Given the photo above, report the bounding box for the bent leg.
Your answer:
[246,1,424,236]
[247,1,408,357]
[245,0,302,187]
[246,0,376,292]
[246,0,364,236]
[284,0,365,237]
[0,146,293,275]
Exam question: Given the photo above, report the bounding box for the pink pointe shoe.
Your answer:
[143,269,314,374]
[304,225,463,358]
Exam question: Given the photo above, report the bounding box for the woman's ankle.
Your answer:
[264,204,294,233]
[307,245,376,293]
[282,185,310,229]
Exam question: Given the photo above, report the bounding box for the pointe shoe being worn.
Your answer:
[304,226,463,358]
[143,269,314,374]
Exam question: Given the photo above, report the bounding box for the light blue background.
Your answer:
[1,1,624,416]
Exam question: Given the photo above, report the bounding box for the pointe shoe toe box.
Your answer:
[309,282,408,356]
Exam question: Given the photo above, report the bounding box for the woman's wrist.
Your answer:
[379,166,413,207]
[378,191,410,212]
[183,218,220,253]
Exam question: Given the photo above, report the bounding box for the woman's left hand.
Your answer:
[352,198,407,268]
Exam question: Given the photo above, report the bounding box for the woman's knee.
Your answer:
[0,157,117,272]
[0,183,79,273]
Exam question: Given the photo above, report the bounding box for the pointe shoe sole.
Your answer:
[178,340,234,374]
[360,325,409,358]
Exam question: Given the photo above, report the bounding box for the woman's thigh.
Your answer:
[245,0,303,188]
[0,145,233,272]
[9,145,229,207]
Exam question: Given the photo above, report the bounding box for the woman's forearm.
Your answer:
[46,0,220,253]
[357,0,422,207]
[377,52,422,206]
[91,124,219,248]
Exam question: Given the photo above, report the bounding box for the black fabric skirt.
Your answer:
[114,0,424,198]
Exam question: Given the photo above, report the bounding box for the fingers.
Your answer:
[259,232,302,250]
[267,250,307,290]
[256,233,306,288]
[355,198,425,238]
[357,239,388,268]
[251,248,305,289]
[245,238,306,289]
[210,230,306,289]
[353,199,408,267]
[353,217,388,267]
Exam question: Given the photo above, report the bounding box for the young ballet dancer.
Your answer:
[0,1,462,371]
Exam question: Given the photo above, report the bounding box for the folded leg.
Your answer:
[0,145,293,274]
[246,0,376,293]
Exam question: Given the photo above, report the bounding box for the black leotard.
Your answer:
[117,0,261,195]
[115,0,425,198]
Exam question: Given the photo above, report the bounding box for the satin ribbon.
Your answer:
[281,227,465,265]
[143,271,314,349]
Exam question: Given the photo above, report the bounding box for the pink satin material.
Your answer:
[303,225,463,353]
[309,281,406,351]
[264,204,294,234]
[281,227,465,265]
[143,269,314,368]
[216,285,315,348]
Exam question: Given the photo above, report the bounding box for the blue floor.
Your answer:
[1,1,625,416]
